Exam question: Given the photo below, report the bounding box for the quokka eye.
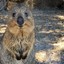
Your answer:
[25,12,28,17]
[12,13,16,17]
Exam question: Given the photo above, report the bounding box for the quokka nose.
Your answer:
[17,16,24,27]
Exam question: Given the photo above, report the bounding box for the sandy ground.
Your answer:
[33,9,64,64]
[0,9,64,64]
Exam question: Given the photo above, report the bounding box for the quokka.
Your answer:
[2,0,35,61]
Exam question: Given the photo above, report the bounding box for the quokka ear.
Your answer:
[25,0,33,10]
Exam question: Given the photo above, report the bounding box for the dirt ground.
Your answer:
[0,9,64,64]
[33,9,64,64]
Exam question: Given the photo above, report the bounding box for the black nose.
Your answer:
[17,16,24,27]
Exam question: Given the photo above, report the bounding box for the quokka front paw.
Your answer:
[15,48,28,60]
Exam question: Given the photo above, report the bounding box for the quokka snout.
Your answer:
[3,0,35,60]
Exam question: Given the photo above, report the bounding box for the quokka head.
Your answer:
[7,0,34,36]
[4,0,34,60]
